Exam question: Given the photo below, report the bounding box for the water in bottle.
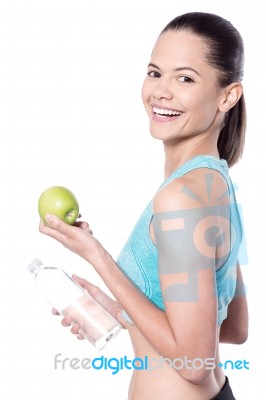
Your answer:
[28,258,122,350]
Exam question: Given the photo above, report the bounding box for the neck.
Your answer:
[163,134,220,179]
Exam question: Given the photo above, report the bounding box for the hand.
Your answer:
[52,275,126,340]
[39,214,102,265]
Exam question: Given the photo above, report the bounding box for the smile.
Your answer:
[151,106,183,122]
[152,106,183,117]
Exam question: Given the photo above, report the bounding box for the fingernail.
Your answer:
[45,214,53,223]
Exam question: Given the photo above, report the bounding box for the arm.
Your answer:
[40,171,228,384]
[40,217,180,356]
[41,216,182,358]
[219,262,248,344]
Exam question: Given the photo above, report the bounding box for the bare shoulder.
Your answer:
[153,167,229,213]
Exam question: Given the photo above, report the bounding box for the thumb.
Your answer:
[44,214,70,232]
[72,274,98,294]
[39,213,72,240]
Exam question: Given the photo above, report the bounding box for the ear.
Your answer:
[219,82,243,113]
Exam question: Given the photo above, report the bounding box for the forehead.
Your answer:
[151,30,210,70]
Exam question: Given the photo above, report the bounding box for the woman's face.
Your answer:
[141,30,224,142]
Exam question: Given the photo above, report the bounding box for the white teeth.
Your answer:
[153,106,182,116]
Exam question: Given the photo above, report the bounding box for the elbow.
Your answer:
[220,315,249,345]
[220,330,248,345]
[178,368,212,385]
[167,349,216,384]
[234,330,248,345]
[229,325,249,345]
[175,356,215,385]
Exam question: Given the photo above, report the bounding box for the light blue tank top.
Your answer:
[116,155,243,326]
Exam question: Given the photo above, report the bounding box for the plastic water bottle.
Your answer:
[28,258,122,350]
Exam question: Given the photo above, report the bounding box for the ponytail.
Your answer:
[218,94,246,167]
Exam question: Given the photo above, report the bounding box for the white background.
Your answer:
[1,0,265,398]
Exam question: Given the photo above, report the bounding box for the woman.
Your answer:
[40,12,248,400]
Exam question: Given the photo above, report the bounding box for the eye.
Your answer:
[147,70,161,78]
[178,76,195,83]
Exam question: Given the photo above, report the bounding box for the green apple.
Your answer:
[38,186,79,225]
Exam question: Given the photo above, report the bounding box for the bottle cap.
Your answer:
[28,258,44,274]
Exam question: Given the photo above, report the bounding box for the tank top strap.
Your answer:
[158,155,229,191]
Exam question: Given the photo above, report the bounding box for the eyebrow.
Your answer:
[147,63,200,76]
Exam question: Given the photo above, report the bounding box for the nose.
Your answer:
[151,77,173,100]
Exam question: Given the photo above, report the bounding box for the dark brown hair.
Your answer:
[161,12,246,167]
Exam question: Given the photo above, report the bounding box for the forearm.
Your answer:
[90,243,179,358]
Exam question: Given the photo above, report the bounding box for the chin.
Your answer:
[149,127,179,142]
[149,131,166,141]
[149,125,168,140]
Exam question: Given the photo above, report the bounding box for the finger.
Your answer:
[51,308,60,315]
[61,316,72,327]
[71,323,80,335]
[74,221,92,234]
[77,332,85,340]
[74,221,88,228]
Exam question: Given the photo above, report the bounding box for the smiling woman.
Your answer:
[39,12,248,400]
[141,29,244,166]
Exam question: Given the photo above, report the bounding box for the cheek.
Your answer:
[180,89,219,116]
[141,80,150,106]
[199,92,221,117]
